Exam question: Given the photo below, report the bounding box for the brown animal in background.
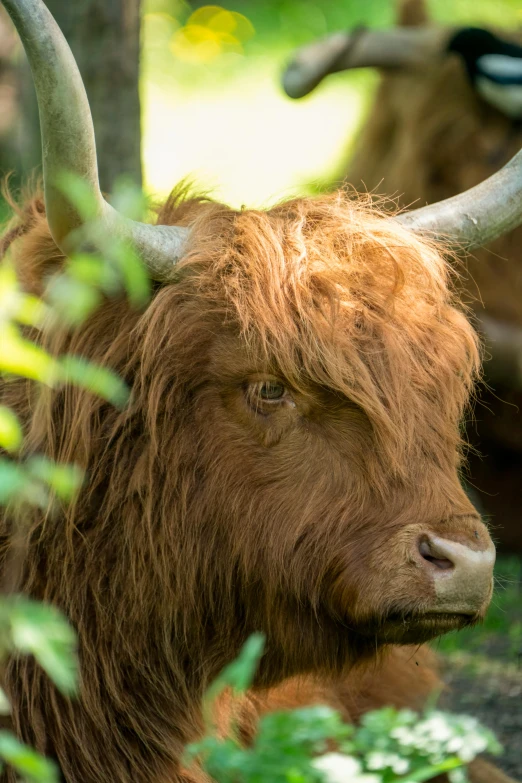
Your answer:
[1,1,521,782]
[283,0,522,552]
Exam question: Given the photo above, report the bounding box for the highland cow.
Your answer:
[283,0,522,551]
[1,1,521,782]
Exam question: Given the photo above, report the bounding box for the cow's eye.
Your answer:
[246,379,295,413]
[259,381,285,400]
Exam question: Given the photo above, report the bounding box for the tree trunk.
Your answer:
[0,7,23,187]
[21,0,142,193]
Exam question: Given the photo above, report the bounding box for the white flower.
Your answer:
[467,735,488,755]
[366,752,409,774]
[460,716,480,733]
[418,716,453,743]
[448,768,467,783]
[312,753,362,783]
[447,736,465,754]
[366,752,388,770]
[390,756,410,774]
[458,738,487,764]
[390,726,415,745]
[312,753,381,783]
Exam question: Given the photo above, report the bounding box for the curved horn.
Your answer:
[2,0,188,279]
[396,149,522,249]
[282,27,450,99]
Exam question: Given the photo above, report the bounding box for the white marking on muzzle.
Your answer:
[430,536,495,613]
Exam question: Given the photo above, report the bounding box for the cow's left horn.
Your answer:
[282,27,449,99]
[2,0,188,280]
[396,149,522,250]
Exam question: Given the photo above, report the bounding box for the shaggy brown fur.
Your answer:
[344,0,522,550]
[0,188,503,782]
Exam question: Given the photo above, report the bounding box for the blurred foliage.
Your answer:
[139,0,522,208]
[185,634,502,783]
[57,174,150,309]
[0,598,78,696]
[170,5,255,64]
[143,0,522,69]
[0,175,151,780]
[0,732,57,783]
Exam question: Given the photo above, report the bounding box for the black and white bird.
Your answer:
[447,27,522,119]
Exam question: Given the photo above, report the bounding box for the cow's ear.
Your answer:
[397,0,430,27]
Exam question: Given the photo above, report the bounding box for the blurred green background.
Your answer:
[141,0,522,207]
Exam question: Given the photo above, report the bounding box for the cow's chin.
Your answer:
[358,610,479,645]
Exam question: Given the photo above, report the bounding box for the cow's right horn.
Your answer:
[2,0,188,280]
[282,27,450,99]
[396,148,522,250]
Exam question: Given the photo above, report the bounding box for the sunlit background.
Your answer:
[141,0,522,209]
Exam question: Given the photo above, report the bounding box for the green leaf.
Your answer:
[257,707,352,755]
[0,689,11,716]
[14,293,48,329]
[55,172,99,222]
[113,242,151,309]
[0,460,26,504]
[111,177,148,222]
[0,324,57,385]
[208,633,265,699]
[0,407,22,453]
[0,731,59,783]
[8,599,78,696]
[0,262,20,324]
[67,254,120,295]
[0,262,47,328]
[406,757,463,782]
[58,355,129,408]
[26,458,84,503]
[55,173,151,308]
[46,274,102,326]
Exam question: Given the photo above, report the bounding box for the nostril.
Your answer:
[418,538,454,571]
